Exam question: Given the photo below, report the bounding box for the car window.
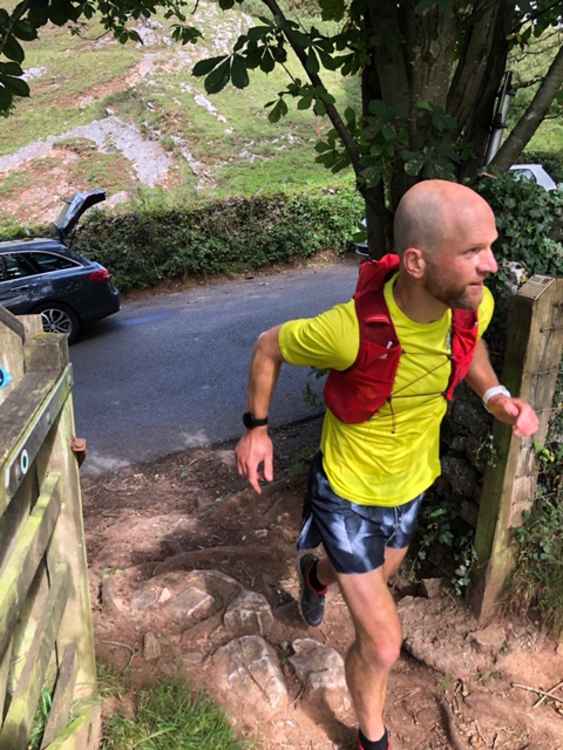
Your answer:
[0,253,36,282]
[512,168,535,183]
[27,252,80,273]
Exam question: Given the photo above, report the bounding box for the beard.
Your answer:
[423,269,483,310]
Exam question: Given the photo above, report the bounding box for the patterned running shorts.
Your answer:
[297,452,425,574]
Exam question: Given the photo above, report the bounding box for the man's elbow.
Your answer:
[255,326,284,363]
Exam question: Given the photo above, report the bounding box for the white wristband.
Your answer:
[483,385,511,410]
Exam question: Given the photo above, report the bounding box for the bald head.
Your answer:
[394,180,494,257]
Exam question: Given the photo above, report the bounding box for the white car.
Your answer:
[509,164,558,191]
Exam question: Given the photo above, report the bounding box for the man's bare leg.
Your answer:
[316,544,408,588]
[313,547,409,744]
[337,565,401,742]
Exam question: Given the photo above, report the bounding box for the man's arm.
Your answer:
[465,339,539,438]
[235,325,284,494]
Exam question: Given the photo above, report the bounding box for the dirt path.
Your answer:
[83,419,563,749]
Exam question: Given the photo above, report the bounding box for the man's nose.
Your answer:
[479,248,498,275]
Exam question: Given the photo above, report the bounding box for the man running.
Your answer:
[235,180,539,750]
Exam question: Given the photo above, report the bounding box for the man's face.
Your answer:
[422,207,498,310]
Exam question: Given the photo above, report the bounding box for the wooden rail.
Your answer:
[470,275,563,621]
[0,311,100,750]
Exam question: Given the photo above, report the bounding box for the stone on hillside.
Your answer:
[143,632,161,661]
[420,578,443,599]
[224,591,274,637]
[180,570,243,608]
[289,638,350,718]
[212,636,288,720]
[101,574,128,617]
[469,623,506,655]
[163,586,216,627]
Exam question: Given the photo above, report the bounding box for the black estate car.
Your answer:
[0,190,119,343]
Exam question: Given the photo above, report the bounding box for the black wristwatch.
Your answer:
[243,411,268,429]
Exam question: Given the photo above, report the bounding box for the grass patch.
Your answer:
[0,170,33,198]
[212,146,353,196]
[102,680,247,750]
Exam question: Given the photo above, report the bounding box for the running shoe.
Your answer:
[298,553,326,627]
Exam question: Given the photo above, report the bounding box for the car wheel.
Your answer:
[34,302,80,343]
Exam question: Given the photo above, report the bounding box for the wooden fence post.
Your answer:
[470,275,563,622]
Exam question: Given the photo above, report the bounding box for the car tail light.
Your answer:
[87,268,111,283]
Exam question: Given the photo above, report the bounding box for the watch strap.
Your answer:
[243,411,268,429]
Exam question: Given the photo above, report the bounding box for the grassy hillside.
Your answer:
[0,1,559,230]
[0,0,356,227]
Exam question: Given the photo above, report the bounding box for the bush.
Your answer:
[473,172,563,348]
[72,187,363,292]
[521,149,563,184]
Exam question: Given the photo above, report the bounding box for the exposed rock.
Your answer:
[101,574,128,616]
[469,623,507,655]
[420,578,443,599]
[106,191,129,208]
[224,591,274,637]
[289,638,350,718]
[131,584,162,610]
[143,631,161,661]
[163,586,216,627]
[212,636,288,720]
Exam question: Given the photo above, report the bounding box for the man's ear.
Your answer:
[402,247,426,279]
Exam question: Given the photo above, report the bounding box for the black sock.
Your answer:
[307,560,327,593]
[358,728,388,750]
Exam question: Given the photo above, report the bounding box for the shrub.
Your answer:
[72,187,363,292]
[521,149,563,184]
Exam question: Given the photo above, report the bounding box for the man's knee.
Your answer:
[355,628,402,671]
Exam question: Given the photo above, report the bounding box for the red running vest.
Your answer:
[324,254,479,424]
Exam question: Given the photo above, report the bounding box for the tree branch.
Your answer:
[259,0,362,175]
[489,43,563,171]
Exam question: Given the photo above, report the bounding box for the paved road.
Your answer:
[71,260,358,474]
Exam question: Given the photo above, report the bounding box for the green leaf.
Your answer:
[297,96,312,110]
[318,50,341,71]
[12,20,38,42]
[3,35,24,64]
[247,26,271,43]
[306,48,320,75]
[416,99,433,112]
[319,0,346,21]
[218,0,236,8]
[381,123,396,142]
[48,0,74,26]
[192,56,228,77]
[230,55,249,89]
[0,74,30,97]
[268,98,288,123]
[313,98,326,116]
[204,59,231,94]
[260,49,275,73]
[27,2,49,26]
[0,62,23,77]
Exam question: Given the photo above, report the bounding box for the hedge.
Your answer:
[72,187,364,292]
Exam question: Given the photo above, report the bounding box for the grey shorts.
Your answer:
[297,452,424,574]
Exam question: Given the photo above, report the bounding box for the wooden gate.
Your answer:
[0,308,99,750]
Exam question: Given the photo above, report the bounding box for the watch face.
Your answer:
[243,412,253,428]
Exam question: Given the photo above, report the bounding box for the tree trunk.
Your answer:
[489,43,563,172]
[359,55,392,258]
[459,2,515,179]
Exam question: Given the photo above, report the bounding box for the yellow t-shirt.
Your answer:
[279,274,494,507]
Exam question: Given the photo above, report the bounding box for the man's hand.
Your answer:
[487,396,539,438]
[235,427,274,494]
